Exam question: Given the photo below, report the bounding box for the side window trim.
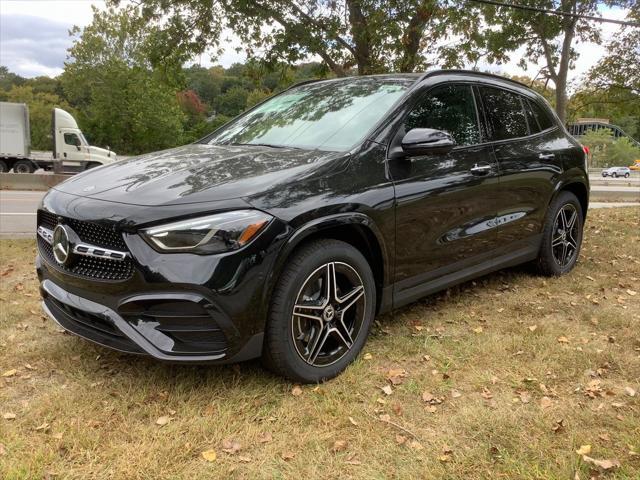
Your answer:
[519,95,532,136]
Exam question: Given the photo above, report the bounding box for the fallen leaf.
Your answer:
[379,414,391,422]
[557,336,569,344]
[409,440,423,450]
[221,438,242,454]
[34,422,50,432]
[451,389,462,399]
[381,385,393,396]
[2,369,17,377]
[426,405,438,413]
[386,368,408,385]
[331,440,348,452]
[422,391,434,402]
[291,385,303,396]
[473,326,484,333]
[3,412,16,420]
[201,449,217,462]
[348,416,358,426]
[395,434,407,445]
[258,432,273,443]
[481,387,493,400]
[576,445,591,455]
[363,353,372,360]
[518,391,532,403]
[155,415,172,426]
[528,325,538,332]
[281,451,296,461]
[626,289,637,296]
[540,396,553,409]
[552,419,565,433]
[624,387,636,397]
[581,455,620,471]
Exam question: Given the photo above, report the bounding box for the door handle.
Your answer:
[539,153,555,160]
[470,163,492,175]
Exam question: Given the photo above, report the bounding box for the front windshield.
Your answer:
[205,77,413,152]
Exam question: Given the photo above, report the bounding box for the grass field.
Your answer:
[1,207,639,479]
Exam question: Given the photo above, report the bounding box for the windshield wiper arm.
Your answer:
[226,142,303,150]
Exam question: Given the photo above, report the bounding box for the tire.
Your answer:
[612,172,617,178]
[85,162,102,170]
[263,239,376,383]
[601,172,606,177]
[13,160,35,174]
[536,191,584,276]
[625,173,630,178]
[0,160,7,173]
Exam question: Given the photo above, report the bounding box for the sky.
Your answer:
[0,0,629,86]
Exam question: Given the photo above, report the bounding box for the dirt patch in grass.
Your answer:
[1,207,639,479]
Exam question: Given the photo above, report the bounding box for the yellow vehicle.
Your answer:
[630,159,640,171]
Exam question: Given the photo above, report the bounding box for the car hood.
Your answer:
[53,143,345,206]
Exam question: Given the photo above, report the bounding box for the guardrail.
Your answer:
[0,173,72,191]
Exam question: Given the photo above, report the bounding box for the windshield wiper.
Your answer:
[226,142,304,150]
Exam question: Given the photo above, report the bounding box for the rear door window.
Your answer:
[405,84,481,146]
[527,99,555,131]
[480,87,528,141]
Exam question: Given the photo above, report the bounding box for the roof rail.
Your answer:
[418,69,530,89]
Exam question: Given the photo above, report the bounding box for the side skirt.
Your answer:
[392,234,541,310]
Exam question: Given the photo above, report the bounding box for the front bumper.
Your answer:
[35,196,288,364]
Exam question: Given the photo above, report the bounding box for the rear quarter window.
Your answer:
[528,99,555,131]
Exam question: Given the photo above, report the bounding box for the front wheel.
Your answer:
[0,160,8,173]
[536,191,584,276]
[263,239,376,383]
[612,172,617,178]
[625,173,630,178]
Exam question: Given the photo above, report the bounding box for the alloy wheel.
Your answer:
[551,204,579,268]
[291,262,366,367]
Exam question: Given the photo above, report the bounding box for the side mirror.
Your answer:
[76,144,81,151]
[401,128,456,156]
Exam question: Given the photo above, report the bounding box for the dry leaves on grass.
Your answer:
[386,368,408,385]
[331,440,348,453]
[221,438,242,455]
[155,415,172,427]
[581,455,621,471]
[291,385,303,396]
[201,449,217,462]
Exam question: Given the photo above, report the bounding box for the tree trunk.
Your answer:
[398,1,435,72]
[346,0,372,75]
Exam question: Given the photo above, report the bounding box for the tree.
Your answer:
[0,66,25,93]
[61,6,186,154]
[116,0,487,77]
[586,4,639,96]
[480,0,634,123]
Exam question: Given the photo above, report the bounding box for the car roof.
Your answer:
[289,70,529,90]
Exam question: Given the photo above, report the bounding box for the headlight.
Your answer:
[141,210,272,254]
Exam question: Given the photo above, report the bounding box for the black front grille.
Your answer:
[38,210,127,250]
[37,210,134,281]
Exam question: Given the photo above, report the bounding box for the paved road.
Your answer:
[1,188,639,238]
[0,190,41,237]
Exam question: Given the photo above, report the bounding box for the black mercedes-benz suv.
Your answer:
[36,71,588,383]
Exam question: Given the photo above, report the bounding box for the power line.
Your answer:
[467,0,640,27]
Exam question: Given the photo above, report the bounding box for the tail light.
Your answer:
[581,145,589,170]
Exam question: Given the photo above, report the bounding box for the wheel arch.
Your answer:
[555,180,589,220]
[268,213,390,315]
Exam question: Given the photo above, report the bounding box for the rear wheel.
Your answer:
[13,160,35,173]
[625,173,630,178]
[536,191,583,276]
[263,239,376,383]
[0,160,8,173]
[612,172,617,178]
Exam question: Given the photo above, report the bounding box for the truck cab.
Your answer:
[53,108,115,171]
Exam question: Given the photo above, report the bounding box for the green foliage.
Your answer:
[61,6,186,154]
[0,66,25,93]
[5,84,73,150]
[608,137,640,165]
[580,128,614,167]
[579,129,640,167]
[246,89,270,108]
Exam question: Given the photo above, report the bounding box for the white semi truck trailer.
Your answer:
[0,102,117,173]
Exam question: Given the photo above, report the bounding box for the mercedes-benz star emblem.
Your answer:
[52,225,71,265]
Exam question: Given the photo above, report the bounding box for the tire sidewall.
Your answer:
[268,241,376,383]
[541,191,584,276]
